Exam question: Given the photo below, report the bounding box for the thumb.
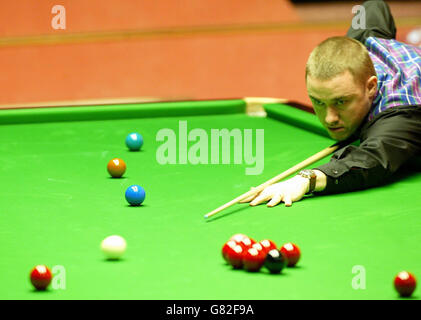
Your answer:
[239,187,258,203]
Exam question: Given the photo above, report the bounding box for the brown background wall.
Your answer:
[0,0,420,108]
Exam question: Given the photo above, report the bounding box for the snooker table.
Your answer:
[0,98,420,300]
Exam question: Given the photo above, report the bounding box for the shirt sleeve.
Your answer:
[314,106,421,195]
[346,0,396,43]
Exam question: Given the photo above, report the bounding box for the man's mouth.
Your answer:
[328,127,345,132]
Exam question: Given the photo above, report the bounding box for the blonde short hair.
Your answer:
[305,36,376,86]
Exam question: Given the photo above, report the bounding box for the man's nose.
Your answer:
[325,106,340,125]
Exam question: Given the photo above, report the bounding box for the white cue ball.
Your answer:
[101,235,127,260]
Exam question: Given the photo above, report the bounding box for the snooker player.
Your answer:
[243,0,421,207]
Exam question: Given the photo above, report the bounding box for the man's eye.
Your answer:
[313,99,324,106]
[336,99,346,106]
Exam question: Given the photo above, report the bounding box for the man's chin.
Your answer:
[327,128,350,141]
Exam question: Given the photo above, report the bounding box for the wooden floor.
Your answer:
[0,0,420,108]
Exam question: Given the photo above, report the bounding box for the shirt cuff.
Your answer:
[313,162,350,194]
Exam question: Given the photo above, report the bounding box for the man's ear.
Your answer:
[366,76,377,100]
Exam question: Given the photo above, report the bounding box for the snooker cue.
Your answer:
[204,142,343,219]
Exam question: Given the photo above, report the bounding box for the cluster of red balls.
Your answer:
[222,233,300,273]
[222,234,417,298]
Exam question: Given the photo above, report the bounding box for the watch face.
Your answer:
[302,170,315,177]
[300,170,312,178]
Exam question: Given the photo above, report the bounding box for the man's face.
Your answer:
[306,71,376,141]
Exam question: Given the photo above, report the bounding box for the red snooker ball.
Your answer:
[394,271,417,297]
[107,158,126,178]
[229,233,248,243]
[225,244,245,269]
[222,240,238,263]
[251,243,264,252]
[259,239,277,254]
[236,237,256,252]
[243,247,266,272]
[30,265,52,291]
[280,242,301,267]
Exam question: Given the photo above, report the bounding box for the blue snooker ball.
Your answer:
[125,185,145,206]
[125,132,143,151]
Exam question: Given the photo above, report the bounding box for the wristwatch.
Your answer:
[298,169,317,194]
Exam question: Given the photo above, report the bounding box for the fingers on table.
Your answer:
[250,192,293,207]
[267,194,283,207]
[250,192,272,206]
[245,186,294,207]
[283,194,292,207]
